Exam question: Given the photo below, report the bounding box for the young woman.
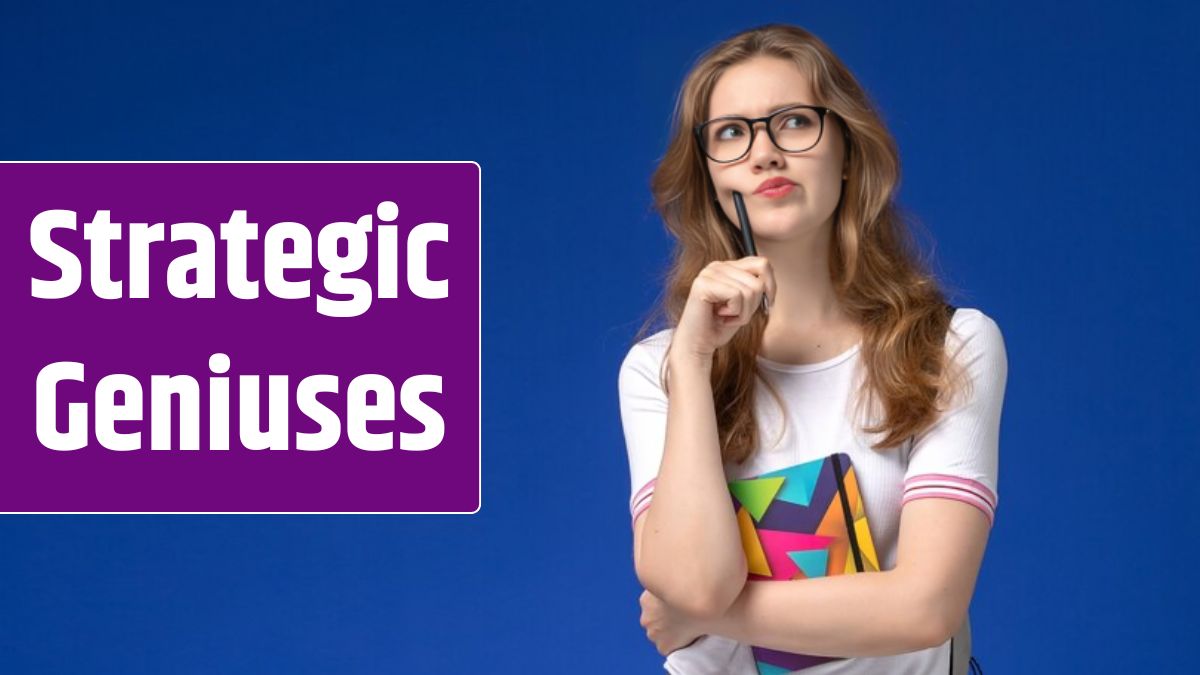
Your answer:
[618,24,1006,674]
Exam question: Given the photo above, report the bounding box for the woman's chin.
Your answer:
[754,217,832,242]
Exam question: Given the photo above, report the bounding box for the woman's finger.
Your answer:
[727,256,775,310]
[711,263,765,297]
[710,264,766,315]
[696,274,744,317]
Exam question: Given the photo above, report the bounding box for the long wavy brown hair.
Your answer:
[632,23,972,462]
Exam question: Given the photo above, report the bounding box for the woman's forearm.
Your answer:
[702,570,944,657]
[639,351,747,618]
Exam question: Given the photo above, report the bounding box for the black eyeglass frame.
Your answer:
[693,105,833,163]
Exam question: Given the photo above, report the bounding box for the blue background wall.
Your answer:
[2,2,1196,672]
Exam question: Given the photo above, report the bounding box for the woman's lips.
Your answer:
[757,183,795,198]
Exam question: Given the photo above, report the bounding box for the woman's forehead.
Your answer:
[708,57,814,119]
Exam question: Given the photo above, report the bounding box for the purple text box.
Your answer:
[1,161,481,513]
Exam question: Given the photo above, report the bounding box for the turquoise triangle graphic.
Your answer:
[761,458,824,506]
[788,549,830,579]
[756,662,792,675]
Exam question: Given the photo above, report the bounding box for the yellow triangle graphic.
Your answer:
[854,516,879,571]
[737,507,771,577]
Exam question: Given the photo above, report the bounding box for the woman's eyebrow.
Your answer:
[709,101,813,119]
[768,101,812,114]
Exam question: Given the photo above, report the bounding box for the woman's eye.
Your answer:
[716,124,744,140]
[783,115,811,128]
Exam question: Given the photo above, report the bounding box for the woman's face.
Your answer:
[704,56,846,244]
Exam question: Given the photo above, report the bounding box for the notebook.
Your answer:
[727,452,880,674]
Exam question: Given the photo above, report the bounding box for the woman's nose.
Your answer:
[748,122,783,168]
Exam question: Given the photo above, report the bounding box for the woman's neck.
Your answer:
[757,222,861,365]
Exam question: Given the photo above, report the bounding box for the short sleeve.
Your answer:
[902,309,1007,527]
[617,330,673,528]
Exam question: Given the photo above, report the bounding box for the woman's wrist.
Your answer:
[667,340,714,375]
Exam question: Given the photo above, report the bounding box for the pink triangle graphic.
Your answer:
[754,530,837,581]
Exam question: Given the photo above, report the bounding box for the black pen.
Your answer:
[732,190,770,315]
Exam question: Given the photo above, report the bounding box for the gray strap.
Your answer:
[949,614,972,674]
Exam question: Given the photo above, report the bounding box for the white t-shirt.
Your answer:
[618,307,1006,675]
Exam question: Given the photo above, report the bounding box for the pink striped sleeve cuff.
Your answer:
[629,478,656,527]
[902,473,997,526]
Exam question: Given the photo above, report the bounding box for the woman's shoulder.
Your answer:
[621,327,674,362]
[618,327,674,388]
[945,307,1007,381]
[948,306,1005,350]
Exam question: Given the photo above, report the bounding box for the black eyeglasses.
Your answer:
[694,104,832,163]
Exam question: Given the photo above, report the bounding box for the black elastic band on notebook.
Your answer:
[829,454,864,573]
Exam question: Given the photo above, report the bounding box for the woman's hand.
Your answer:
[640,589,708,656]
[673,256,776,362]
